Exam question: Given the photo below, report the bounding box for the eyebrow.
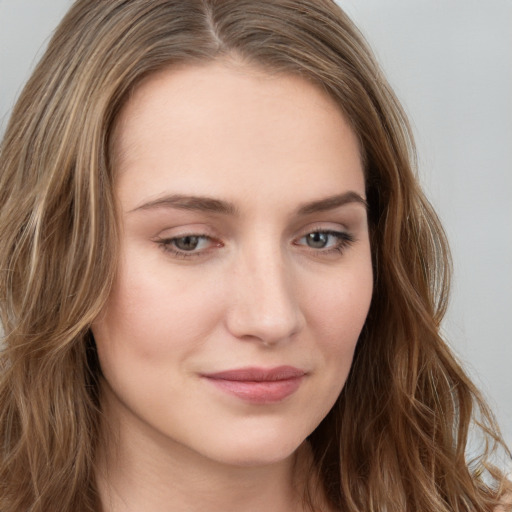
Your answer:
[131,194,239,215]
[130,191,367,216]
[296,191,368,215]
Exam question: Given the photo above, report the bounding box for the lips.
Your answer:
[202,366,306,404]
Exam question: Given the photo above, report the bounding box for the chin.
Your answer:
[198,428,308,468]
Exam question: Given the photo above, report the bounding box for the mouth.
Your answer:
[201,366,306,404]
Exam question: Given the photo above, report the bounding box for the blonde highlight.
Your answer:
[0,1,510,510]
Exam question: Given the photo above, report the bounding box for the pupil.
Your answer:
[175,236,199,251]
[307,232,328,248]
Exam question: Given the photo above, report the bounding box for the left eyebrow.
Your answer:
[296,191,368,215]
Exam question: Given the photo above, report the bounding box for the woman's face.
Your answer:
[92,61,373,467]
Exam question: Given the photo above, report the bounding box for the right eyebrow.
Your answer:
[129,194,239,216]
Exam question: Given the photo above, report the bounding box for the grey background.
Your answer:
[1,1,511,457]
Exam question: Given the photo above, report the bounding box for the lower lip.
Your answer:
[204,377,303,404]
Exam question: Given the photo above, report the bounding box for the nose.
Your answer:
[225,244,304,346]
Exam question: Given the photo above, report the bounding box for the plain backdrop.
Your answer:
[1,1,511,453]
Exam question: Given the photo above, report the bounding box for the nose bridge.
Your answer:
[226,237,302,344]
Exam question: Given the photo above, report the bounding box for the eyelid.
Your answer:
[152,222,356,261]
[154,232,223,259]
[294,222,351,239]
[292,225,356,255]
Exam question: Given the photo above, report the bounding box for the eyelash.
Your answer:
[156,229,355,260]
[295,230,355,256]
[156,234,221,260]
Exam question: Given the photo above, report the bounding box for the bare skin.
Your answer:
[93,60,372,512]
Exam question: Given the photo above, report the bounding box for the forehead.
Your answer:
[112,61,365,211]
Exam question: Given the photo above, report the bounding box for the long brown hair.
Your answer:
[0,1,510,510]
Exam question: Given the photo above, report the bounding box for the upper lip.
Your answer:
[203,366,306,382]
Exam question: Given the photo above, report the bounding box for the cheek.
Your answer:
[288,257,373,434]
[305,261,372,337]
[91,255,225,376]
[301,255,373,374]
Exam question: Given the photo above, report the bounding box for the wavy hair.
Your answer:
[0,1,510,510]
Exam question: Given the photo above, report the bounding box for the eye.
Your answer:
[156,234,221,259]
[295,230,355,254]
[173,235,206,251]
[304,232,331,249]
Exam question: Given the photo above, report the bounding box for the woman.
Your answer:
[0,1,510,511]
